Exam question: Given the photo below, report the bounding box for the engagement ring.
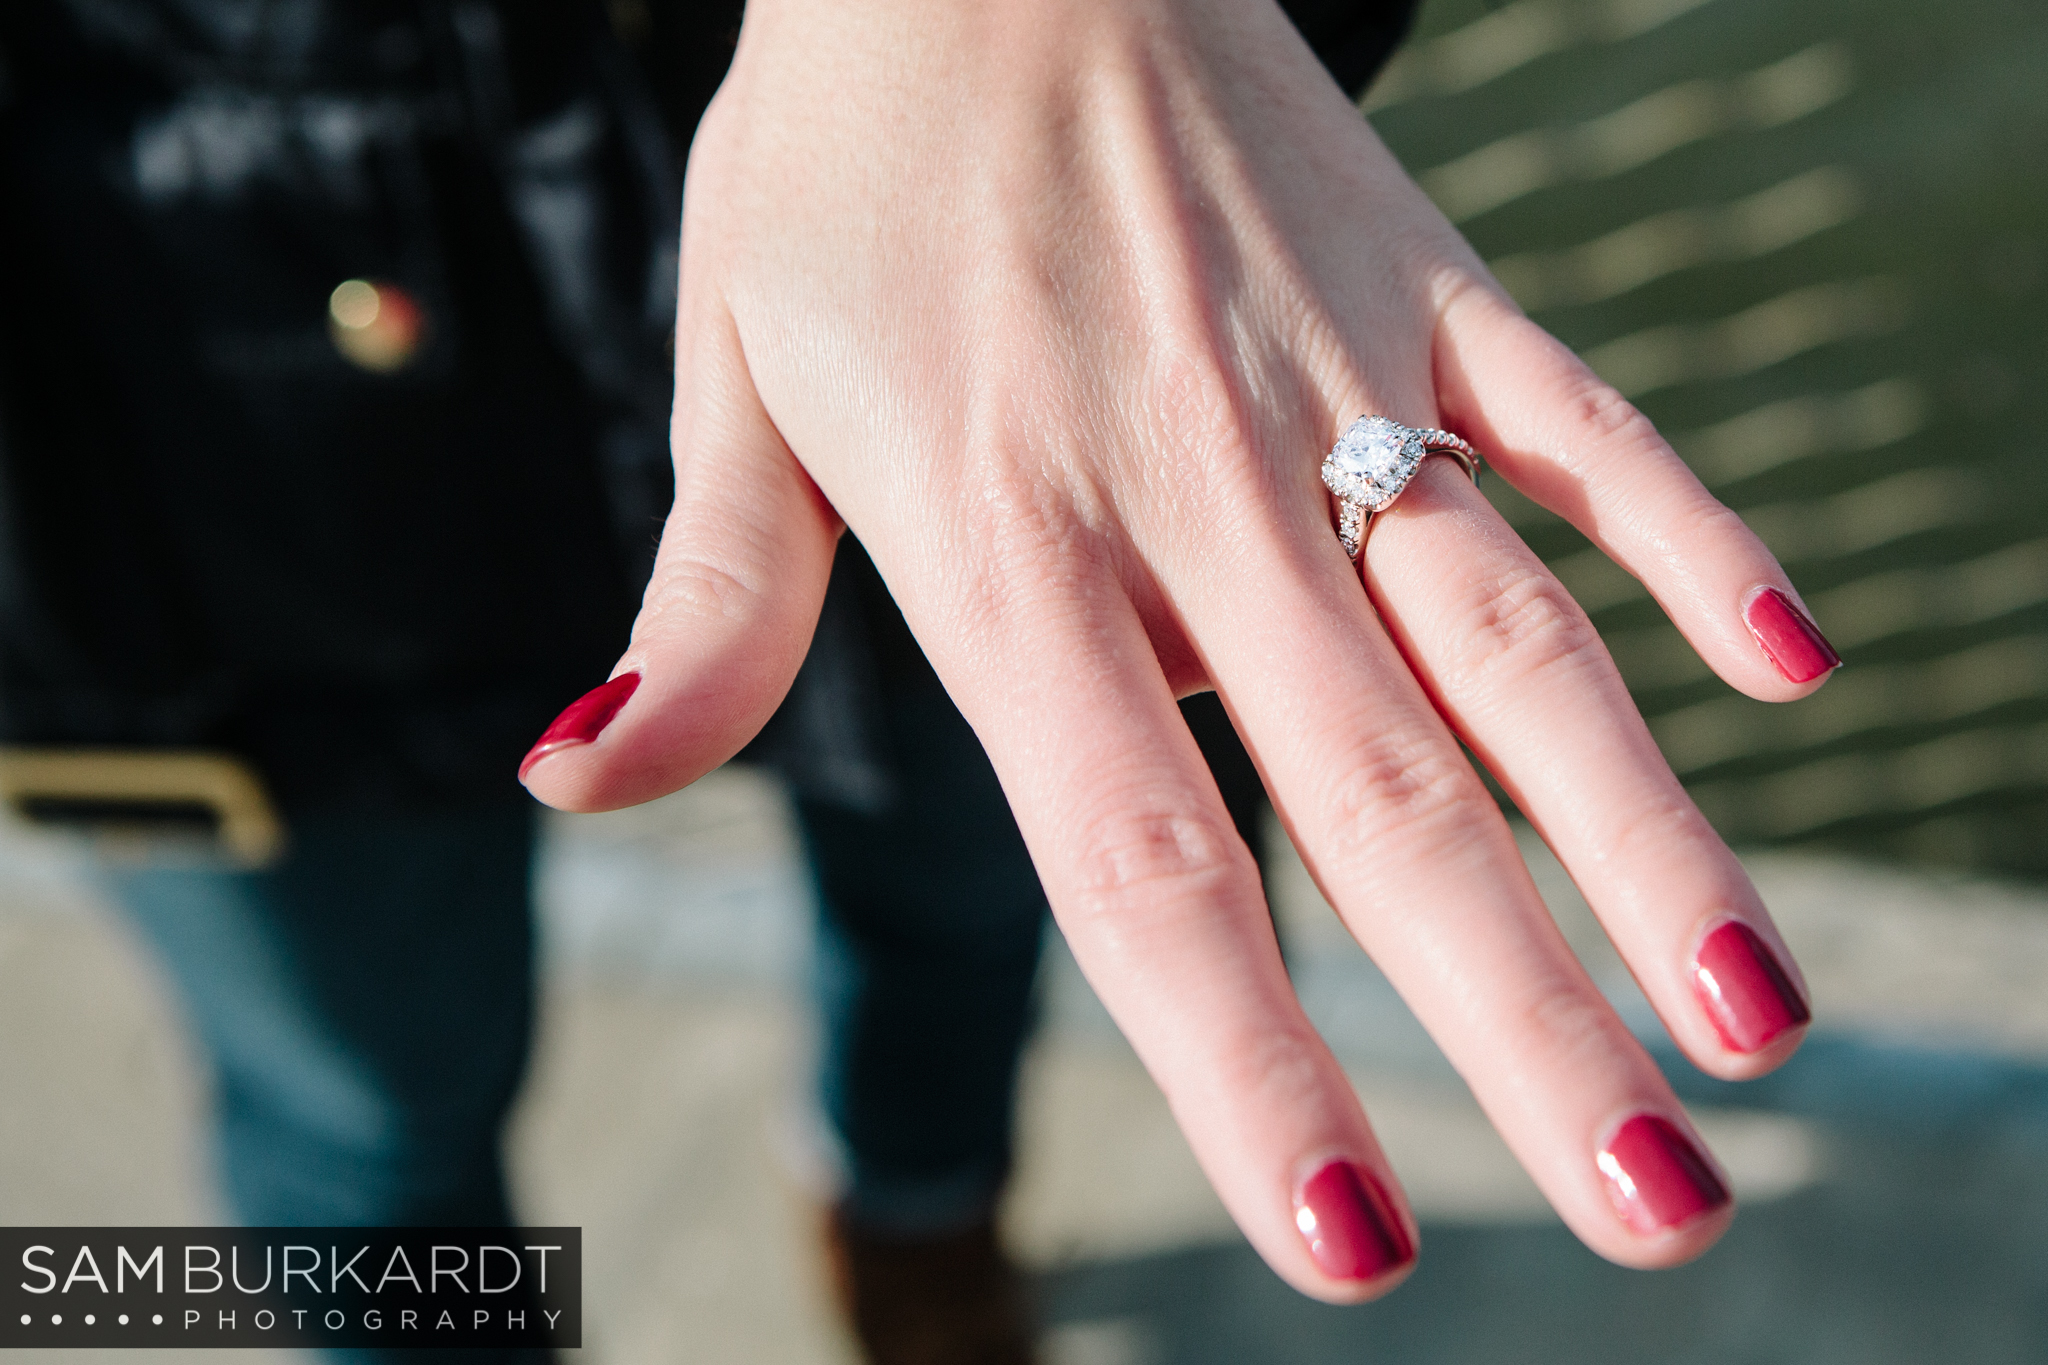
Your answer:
[1321,415,1482,558]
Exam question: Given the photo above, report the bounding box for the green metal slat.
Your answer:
[1368,0,2048,874]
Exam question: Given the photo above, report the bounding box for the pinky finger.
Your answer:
[1431,280,1841,702]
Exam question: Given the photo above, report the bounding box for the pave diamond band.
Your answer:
[1321,415,1483,558]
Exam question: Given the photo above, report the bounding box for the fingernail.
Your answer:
[1744,587,1840,683]
[1597,1115,1730,1235]
[1693,920,1811,1053]
[520,672,641,780]
[1294,1160,1414,1281]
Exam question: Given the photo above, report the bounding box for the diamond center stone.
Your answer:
[1323,416,1419,509]
[1332,429,1405,483]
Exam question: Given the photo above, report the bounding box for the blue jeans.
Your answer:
[107,703,1257,1338]
[797,685,1264,1231]
[109,806,538,1231]
[796,668,1049,1235]
[105,746,1049,1241]
[109,807,543,1365]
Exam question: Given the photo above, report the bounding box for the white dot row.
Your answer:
[18,1313,165,1326]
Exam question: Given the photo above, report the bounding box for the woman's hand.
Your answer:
[522,0,1829,1298]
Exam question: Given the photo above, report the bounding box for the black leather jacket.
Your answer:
[0,0,1413,813]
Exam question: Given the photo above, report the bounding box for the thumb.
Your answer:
[519,311,838,812]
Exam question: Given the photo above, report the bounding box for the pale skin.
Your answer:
[523,0,1826,1300]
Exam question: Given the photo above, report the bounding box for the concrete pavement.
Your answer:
[2,765,2045,1363]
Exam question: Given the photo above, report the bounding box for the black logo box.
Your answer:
[1,1228,579,1349]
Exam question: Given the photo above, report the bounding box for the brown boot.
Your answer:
[822,1208,1036,1365]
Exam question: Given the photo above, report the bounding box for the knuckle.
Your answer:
[1138,342,1278,511]
[1513,981,1629,1073]
[1148,346,1244,453]
[1217,1023,1331,1113]
[952,475,1120,665]
[975,471,1091,588]
[1062,796,1257,931]
[638,551,765,626]
[1321,731,1481,860]
[1445,568,1605,690]
[1566,376,1656,448]
[1679,495,1769,560]
[1555,374,1670,473]
[1604,789,1721,868]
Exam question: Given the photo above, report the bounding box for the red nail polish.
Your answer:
[519,672,641,780]
[1693,920,1811,1053]
[1597,1115,1730,1234]
[1294,1160,1414,1281]
[1744,588,1840,683]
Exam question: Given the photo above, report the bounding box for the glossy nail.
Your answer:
[1597,1115,1730,1235]
[520,672,640,780]
[1294,1160,1414,1281]
[1744,588,1840,683]
[1693,920,1811,1053]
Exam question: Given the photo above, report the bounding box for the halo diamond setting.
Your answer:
[1322,415,1425,513]
[1320,415,1481,558]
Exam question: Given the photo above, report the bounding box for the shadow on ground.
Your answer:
[1040,1035,2048,1365]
